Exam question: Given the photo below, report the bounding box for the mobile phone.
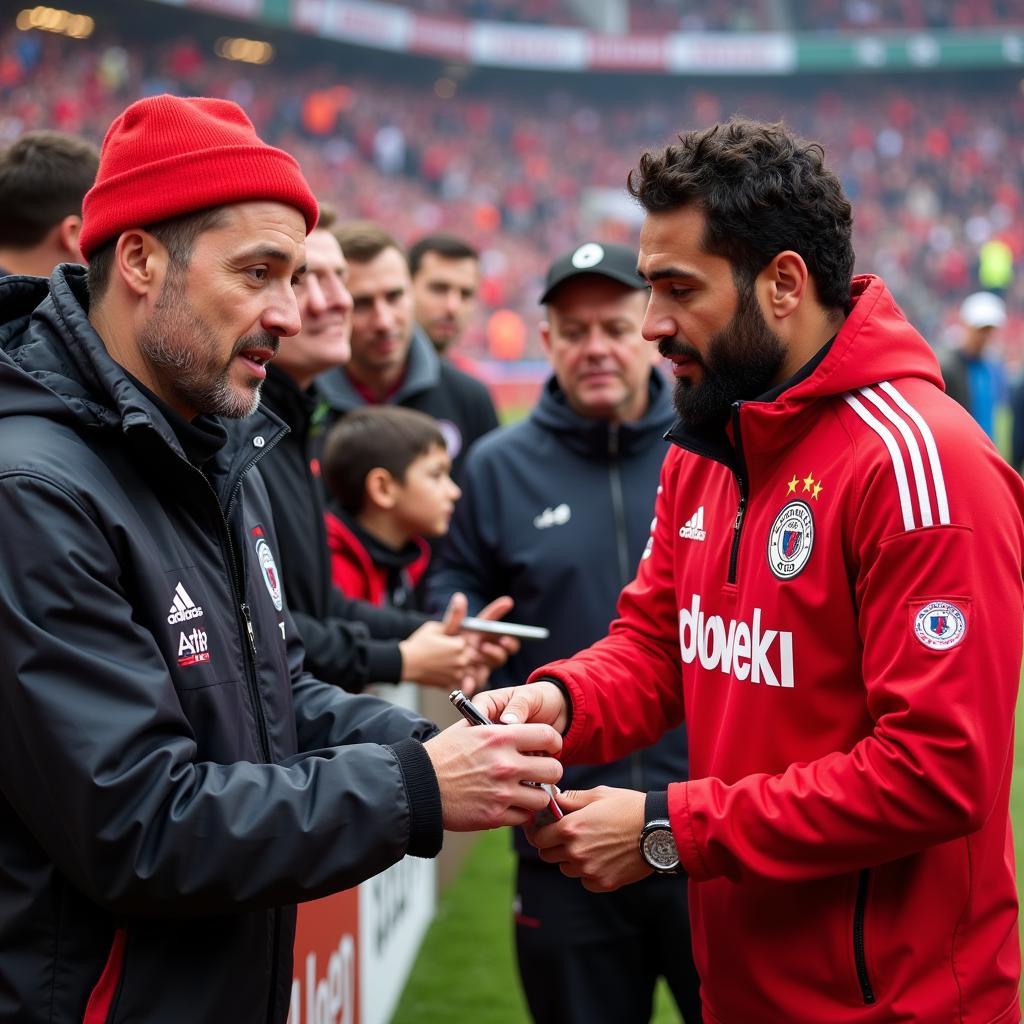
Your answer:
[460,617,550,641]
[448,690,564,822]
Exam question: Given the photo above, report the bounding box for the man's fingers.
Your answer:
[442,592,468,635]
[476,595,513,621]
[547,788,600,812]
[536,844,568,864]
[499,687,545,726]
[504,722,562,755]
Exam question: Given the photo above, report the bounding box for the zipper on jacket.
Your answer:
[607,424,631,588]
[853,869,876,1004]
[727,403,749,585]
[241,602,258,658]
[172,428,285,764]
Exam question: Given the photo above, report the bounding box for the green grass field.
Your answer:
[395,695,1024,1023]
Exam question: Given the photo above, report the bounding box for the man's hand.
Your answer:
[438,592,519,694]
[526,787,651,893]
[460,595,521,676]
[475,681,569,734]
[424,720,563,831]
[399,598,481,690]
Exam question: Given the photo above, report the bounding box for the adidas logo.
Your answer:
[533,503,571,530]
[167,582,204,624]
[679,506,706,542]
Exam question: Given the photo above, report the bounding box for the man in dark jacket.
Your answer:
[429,244,700,1024]
[0,94,563,1024]
[262,210,514,692]
[0,129,98,278]
[316,222,499,482]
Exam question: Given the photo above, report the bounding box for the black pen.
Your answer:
[448,690,564,821]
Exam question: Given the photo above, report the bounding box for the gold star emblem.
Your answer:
[802,472,815,493]
[787,475,799,494]
[812,481,823,500]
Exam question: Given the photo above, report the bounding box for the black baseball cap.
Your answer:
[539,241,645,304]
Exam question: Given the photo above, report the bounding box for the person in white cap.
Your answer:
[938,290,1008,439]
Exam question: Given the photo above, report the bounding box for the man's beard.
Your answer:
[659,285,786,431]
[138,272,279,419]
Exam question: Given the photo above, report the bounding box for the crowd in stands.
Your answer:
[630,0,773,32]
[375,0,584,26]
[790,0,1024,31]
[1,21,1021,363]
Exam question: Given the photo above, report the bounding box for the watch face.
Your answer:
[642,827,679,871]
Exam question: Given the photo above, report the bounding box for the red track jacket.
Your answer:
[532,277,1024,1023]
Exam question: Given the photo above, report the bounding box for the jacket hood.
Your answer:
[751,275,942,417]
[669,275,944,460]
[530,368,676,460]
[0,268,110,428]
[316,327,440,412]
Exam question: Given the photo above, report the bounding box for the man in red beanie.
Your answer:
[0,95,562,1024]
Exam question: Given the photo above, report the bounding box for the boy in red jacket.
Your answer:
[322,406,460,610]
[481,117,1023,1024]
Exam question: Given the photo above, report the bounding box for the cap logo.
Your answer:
[571,243,605,269]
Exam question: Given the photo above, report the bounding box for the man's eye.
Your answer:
[670,286,692,300]
[247,267,269,283]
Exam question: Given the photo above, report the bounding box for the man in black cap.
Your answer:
[429,242,701,1024]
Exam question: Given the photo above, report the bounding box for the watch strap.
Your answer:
[645,789,669,826]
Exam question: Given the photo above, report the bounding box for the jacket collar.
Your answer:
[530,370,676,461]
[315,327,440,411]
[665,275,942,465]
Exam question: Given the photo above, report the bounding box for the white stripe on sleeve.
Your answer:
[844,393,916,531]
[859,386,933,527]
[877,380,950,525]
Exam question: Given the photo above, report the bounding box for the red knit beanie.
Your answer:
[80,94,319,259]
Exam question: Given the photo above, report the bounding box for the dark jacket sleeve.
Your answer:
[327,585,431,639]
[0,473,441,918]
[290,606,405,689]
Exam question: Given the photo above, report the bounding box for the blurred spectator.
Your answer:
[409,233,481,358]
[317,222,498,482]
[791,0,1024,30]
[0,129,98,277]
[322,406,458,609]
[939,290,1008,440]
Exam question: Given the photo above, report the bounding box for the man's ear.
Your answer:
[111,229,171,300]
[760,250,808,323]
[364,467,399,511]
[58,215,85,263]
[539,319,553,359]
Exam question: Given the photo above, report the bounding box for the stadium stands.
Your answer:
[1,20,1020,359]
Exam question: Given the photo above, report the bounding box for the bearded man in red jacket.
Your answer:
[480,117,1024,1024]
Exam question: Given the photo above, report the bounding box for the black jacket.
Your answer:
[0,267,442,1023]
[316,328,499,481]
[428,373,690,856]
[260,366,429,688]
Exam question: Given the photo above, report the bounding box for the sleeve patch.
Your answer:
[910,599,968,651]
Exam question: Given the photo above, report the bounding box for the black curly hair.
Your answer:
[628,118,854,313]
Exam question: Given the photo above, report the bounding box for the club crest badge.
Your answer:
[768,500,814,579]
[255,538,283,612]
[913,600,967,650]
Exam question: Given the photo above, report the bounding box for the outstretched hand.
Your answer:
[525,786,651,893]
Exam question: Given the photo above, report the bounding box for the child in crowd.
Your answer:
[321,406,461,609]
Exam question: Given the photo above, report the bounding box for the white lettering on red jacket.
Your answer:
[678,593,794,688]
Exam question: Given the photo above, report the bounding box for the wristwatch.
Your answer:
[639,791,682,874]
